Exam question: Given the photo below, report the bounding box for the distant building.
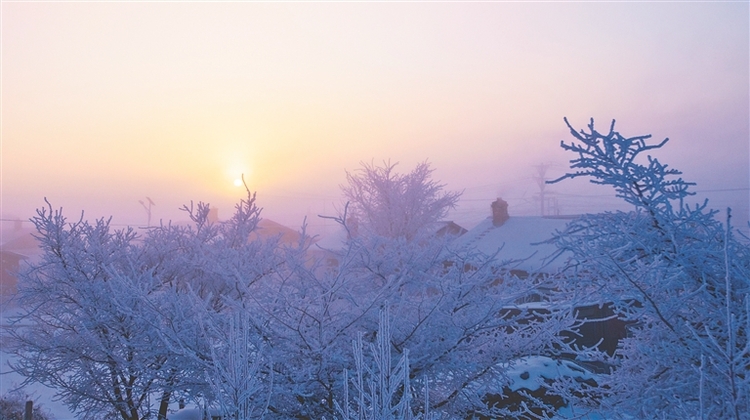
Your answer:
[1,249,26,299]
[435,221,468,238]
[455,198,628,359]
[453,198,573,274]
[1,225,42,305]
[253,218,312,247]
[206,208,313,247]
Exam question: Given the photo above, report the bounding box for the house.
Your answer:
[455,198,629,359]
[435,220,468,238]
[1,224,43,306]
[253,218,312,247]
[452,198,573,275]
[1,250,26,300]
[207,207,313,248]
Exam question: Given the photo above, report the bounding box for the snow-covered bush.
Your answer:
[202,308,273,420]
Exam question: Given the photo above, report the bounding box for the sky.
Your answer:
[2,1,749,236]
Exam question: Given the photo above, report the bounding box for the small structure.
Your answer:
[254,219,311,247]
[1,249,26,298]
[435,221,468,237]
[490,198,510,226]
[1,225,43,305]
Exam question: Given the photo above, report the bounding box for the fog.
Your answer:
[2,2,748,236]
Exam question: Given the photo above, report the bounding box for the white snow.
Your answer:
[453,216,572,272]
[1,307,74,419]
[502,355,596,392]
[167,407,222,420]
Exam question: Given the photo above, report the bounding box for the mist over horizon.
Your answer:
[2,2,748,236]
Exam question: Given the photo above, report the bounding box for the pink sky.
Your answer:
[2,2,748,233]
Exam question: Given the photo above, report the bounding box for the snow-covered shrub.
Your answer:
[203,308,273,420]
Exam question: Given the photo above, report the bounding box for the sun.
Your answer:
[234,178,243,187]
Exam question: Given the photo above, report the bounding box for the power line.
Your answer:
[694,187,749,193]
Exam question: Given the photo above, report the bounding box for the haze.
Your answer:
[2,2,748,234]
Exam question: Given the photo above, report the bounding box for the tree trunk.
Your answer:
[158,389,172,420]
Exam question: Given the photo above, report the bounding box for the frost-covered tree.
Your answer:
[139,191,273,306]
[5,202,177,420]
[6,164,576,420]
[4,190,277,420]
[341,161,461,241]
[246,163,574,418]
[133,189,280,416]
[549,118,750,419]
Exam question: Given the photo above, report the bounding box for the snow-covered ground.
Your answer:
[2,305,212,420]
[1,306,76,419]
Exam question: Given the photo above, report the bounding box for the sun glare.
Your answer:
[234,178,243,187]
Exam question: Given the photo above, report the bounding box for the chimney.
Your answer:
[491,198,509,227]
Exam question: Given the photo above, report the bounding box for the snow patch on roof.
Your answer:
[502,356,596,392]
[453,216,572,272]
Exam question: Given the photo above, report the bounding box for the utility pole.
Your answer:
[533,164,549,217]
[139,197,155,227]
[533,163,560,216]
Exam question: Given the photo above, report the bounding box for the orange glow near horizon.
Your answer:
[1,2,748,230]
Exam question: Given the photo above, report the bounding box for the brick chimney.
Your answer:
[491,198,509,226]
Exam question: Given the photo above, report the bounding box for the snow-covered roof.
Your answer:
[168,407,222,420]
[313,225,349,251]
[453,216,573,273]
[313,220,466,252]
[0,229,42,259]
[253,218,311,246]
